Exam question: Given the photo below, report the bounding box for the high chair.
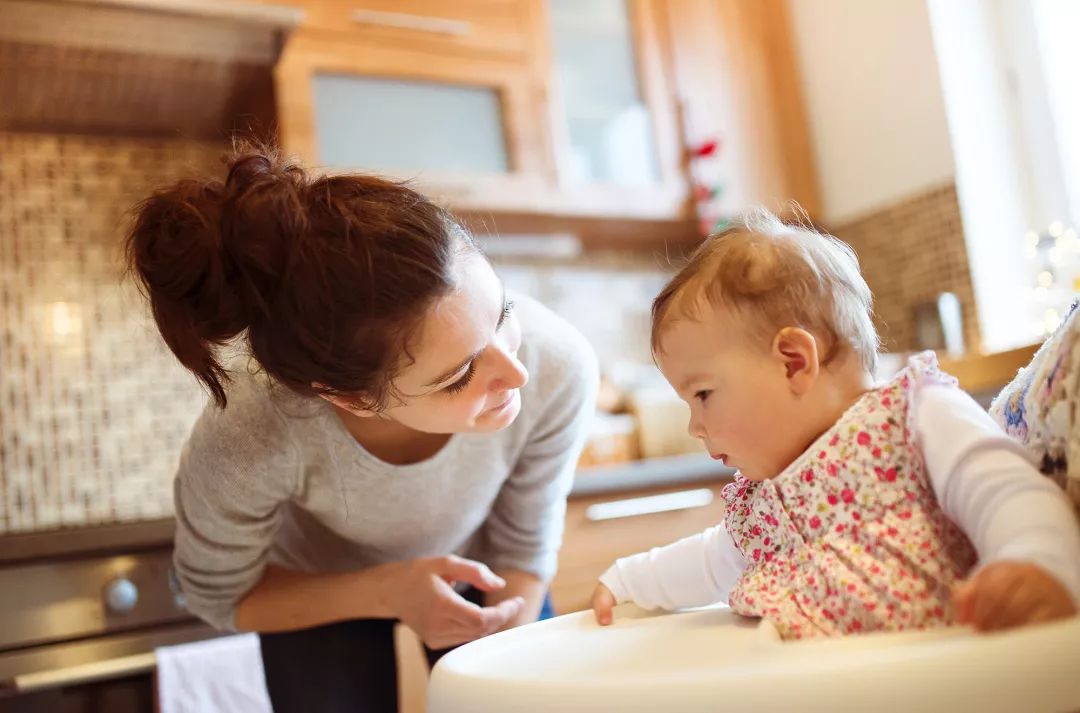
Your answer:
[429,309,1080,713]
[428,604,1080,713]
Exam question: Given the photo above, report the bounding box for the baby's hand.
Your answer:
[953,561,1077,632]
[592,583,617,626]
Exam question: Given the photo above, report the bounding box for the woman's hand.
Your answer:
[381,555,525,649]
[953,561,1077,632]
[592,583,617,626]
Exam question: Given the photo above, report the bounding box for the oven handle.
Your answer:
[8,651,157,693]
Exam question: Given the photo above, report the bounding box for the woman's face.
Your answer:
[371,252,528,434]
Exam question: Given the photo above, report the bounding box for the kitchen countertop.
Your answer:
[570,452,734,496]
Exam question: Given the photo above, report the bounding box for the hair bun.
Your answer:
[225,153,273,194]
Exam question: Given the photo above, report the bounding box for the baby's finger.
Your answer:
[592,588,615,626]
[951,580,976,624]
[970,576,1026,631]
[995,580,1075,630]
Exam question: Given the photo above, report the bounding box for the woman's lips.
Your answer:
[485,392,514,414]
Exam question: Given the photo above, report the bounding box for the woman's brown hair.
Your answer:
[126,144,474,409]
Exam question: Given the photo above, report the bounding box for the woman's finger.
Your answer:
[435,556,506,592]
[478,597,524,635]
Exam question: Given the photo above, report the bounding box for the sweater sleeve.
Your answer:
[480,320,599,582]
[171,395,300,631]
[598,523,745,610]
[914,383,1080,602]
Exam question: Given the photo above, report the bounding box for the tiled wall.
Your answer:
[493,254,673,370]
[0,132,220,533]
[830,183,981,353]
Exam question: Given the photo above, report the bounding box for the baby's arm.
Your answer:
[592,523,745,624]
[916,384,1080,629]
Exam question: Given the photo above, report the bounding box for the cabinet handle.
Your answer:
[585,488,714,521]
[350,9,472,36]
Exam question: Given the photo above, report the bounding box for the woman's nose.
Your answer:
[489,344,528,391]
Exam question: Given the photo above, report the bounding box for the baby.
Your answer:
[593,211,1080,639]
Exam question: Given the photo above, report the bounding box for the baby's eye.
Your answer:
[694,390,712,403]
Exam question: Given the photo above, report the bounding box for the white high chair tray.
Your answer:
[428,604,1080,713]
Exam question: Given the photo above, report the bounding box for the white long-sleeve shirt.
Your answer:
[600,384,1080,611]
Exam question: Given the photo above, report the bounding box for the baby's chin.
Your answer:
[738,466,779,482]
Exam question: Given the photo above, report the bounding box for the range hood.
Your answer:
[0,0,304,137]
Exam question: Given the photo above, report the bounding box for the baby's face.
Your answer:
[656,303,807,481]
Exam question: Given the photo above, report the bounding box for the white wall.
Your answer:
[787,0,955,224]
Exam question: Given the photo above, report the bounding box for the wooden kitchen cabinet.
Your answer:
[275,27,551,210]
[550,478,731,614]
[283,0,536,59]
[535,0,686,218]
[271,0,684,218]
[661,0,821,218]
[266,0,819,225]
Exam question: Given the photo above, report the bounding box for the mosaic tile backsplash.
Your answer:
[831,183,980,354]
[0,132,221,534]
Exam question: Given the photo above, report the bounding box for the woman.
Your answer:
[127,146,597,712]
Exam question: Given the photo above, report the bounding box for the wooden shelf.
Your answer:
[456,208,702,252]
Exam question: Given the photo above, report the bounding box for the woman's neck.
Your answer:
[332,405,452,466]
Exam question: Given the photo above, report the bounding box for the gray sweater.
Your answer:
[172,295,598,630]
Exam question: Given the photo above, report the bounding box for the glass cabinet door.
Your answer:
[275,31,550,209]
[546,0,660,187]
[540,0,686,218]
[312,73,509,174]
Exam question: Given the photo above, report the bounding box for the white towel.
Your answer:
[156,633,272,713]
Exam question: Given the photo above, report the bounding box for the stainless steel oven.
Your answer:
[0,520,220,712]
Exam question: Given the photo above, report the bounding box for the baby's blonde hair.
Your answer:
[653,209,880,373]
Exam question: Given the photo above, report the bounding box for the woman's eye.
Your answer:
[442,299,513,397]
[444,362,477,395]
[694,390,712,403]
[499,300,515,327]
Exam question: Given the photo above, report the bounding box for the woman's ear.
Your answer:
[771,327,820,396]
[314,384,376,417]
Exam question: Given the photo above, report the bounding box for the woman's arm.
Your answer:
[173,400,522,646]
[234,564,395,632]
[480,320,600,594]
[236,557,526,649]
[485,569,546,629]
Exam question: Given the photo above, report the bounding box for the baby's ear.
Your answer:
[771,327,819,395]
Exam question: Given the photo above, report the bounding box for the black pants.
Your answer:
[259,587,553,713]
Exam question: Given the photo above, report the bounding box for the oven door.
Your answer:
[0,545,221,711]
[0,621,220,712]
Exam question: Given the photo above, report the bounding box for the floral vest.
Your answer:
[722,352,977,639]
